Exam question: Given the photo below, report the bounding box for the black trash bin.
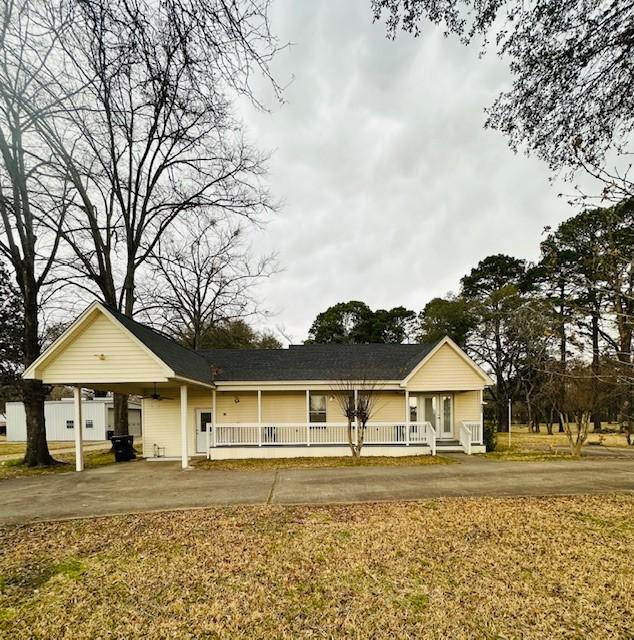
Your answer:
[110,435,136,462]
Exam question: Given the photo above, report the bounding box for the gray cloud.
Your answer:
[239,0,578,342]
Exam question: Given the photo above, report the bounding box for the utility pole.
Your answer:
[508,398,512,448]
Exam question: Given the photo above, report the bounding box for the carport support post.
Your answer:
[180,384,189,469]
[73,386,84,472]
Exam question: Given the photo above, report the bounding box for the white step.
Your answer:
[435,445,467,453]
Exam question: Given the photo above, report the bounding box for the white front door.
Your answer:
[196,409,212,453]
[418,394,454,440]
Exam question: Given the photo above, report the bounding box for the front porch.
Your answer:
[197,420,485,458]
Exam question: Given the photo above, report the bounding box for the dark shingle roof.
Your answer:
[199,343,437,382]
[104,306,213,385]
[102,305,438,384]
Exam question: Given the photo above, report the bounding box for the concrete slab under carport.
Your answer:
[0,456,633,526]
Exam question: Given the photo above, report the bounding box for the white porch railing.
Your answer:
[462,421,482,444]
[459,423,472,455]
[212,421,436,452]
[460,420,482,455]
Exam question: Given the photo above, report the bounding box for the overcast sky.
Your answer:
[239,0,577,343]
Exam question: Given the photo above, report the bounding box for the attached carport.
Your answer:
[23,302,216,471]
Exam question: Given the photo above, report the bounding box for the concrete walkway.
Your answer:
[1,456,633,526]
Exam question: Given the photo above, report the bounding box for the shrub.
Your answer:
[483,421,497,451]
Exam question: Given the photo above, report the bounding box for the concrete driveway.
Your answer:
[1,456,633,526]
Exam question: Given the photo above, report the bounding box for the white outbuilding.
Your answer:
[5,398,141,442]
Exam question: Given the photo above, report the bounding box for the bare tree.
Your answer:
[535,361,608,457]
[141,219,277,349]
[0,0,281,436]
[555,363,605,457]
[0,0,76,465]
[331,377,381,458]
[54,0,279,434]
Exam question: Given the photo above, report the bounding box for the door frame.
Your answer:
[418,393,454,440]
[195,408,213,453]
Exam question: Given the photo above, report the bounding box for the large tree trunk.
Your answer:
[496,394,509,432]
[113,393,129,437]
[22,379,54,466]
[558,280,567,433]
[21,289,54,466]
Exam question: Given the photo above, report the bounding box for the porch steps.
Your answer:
[436,440,467,453]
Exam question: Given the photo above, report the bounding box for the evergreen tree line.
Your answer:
[306,200,634,438]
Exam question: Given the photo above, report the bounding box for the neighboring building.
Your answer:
[0,413,6,436]
[23,302,493,469]
[5,398,141,442]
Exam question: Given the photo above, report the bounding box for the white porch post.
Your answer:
[73,386,84,472]
[180,384,189,469]
[212,390,217,450]
[480,389,484,445]
[354,388,359,446]
[405,390,410,446]
[257,390,262,447]
[305,389,310,446]
[205,393,212,459]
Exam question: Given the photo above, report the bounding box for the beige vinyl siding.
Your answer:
[454,390,481,427]
[216,391,257,423]
[143,396,180,457]
[372,391,407,422]
[406,343,485,391]
[143,388,215,457]
[40,312,168,384]
[262,391,306,423]
[327,394,349,423]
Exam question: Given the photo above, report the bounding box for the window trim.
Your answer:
[309,393,327,423]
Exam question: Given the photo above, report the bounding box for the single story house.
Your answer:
[5,398,141,442]
[23,302,493,471]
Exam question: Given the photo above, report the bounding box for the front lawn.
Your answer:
[1,495,632,639]
[485,425,633,460]
[194,453,454,471]
[0,450,122,481]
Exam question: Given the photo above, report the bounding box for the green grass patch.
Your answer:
[0,440,108,456]
[52,559,86,581]
[193,454,454,471]
[0,450,121,481]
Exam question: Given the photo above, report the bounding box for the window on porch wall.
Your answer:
[309,393,327,423]
[409,395,417,422]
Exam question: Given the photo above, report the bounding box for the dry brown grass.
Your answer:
[1,495,633,639]
[486,425,632,460]
[194,453,453,471]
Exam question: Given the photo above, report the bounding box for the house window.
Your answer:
[199,412,212,432]
[409,395,418,422]
[66,420,74,429]
[85,419,94,429]
[309,394,327,423]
